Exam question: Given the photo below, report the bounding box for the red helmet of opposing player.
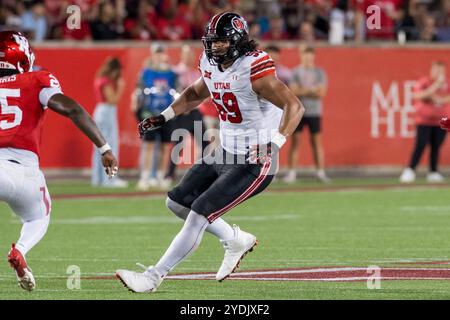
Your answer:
[0,31,35,73]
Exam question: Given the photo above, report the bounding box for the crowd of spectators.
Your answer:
[0,0,449,42]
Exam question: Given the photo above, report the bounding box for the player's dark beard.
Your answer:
[212,47,228,58]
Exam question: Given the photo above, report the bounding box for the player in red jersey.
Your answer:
[0,31,118,291]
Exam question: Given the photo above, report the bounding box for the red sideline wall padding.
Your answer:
[33,45,450,169]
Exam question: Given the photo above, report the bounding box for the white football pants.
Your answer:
[0,159,51,256]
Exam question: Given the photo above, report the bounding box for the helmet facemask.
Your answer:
[202,34,242,66]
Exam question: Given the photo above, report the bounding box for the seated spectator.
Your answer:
[62,19,92,40]
[123,0,157,40]
[20,1,48,42]
[44,0,67,39]
[156,6,192,40]
[307,0,332,39]
[435,0,450,29]
[190,0,215,39]
[0,0,447,42]
[90,0,121,40]
[61,1,93,40]
[262,15,290,40]
[357,0,404,41]
[0,4,22,31]
[397,0,420,41]
[436,27,450,41]
[248,21,262,39]
[300,21,316,42]
[419,15,438,41]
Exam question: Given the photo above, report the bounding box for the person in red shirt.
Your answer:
[91,57,127,187]
[156,6,192,40]
[400,61,450,183]
[61,0,97,40]
[0,31,118,291]
[356,0,404,41]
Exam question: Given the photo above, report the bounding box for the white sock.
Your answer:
[154,211,208,277]
[16,216,50,257]
[207,218,235,241]
[166,198,235,241]
[140,170,150,181]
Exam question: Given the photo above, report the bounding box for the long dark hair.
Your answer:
[96,57,122,80]
[237,36,259,56]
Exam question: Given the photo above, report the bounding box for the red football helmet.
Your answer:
[0,31,35,73]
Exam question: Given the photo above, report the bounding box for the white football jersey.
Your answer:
[199,50,283,155]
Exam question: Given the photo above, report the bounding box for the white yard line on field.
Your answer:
[227,276,450,281]
[400,206,450,213]
[8,214,299,225]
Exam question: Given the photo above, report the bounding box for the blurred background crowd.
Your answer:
[1,0,449,43]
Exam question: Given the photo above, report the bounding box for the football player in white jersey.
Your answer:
[116,12,305,293]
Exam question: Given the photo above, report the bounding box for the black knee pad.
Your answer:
[191,196,215,218]
[167,188,182,206]
[168,187,195,209]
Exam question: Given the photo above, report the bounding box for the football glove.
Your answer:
[138,115,166,138]
[248,142,279,165]
[440,117,450,132]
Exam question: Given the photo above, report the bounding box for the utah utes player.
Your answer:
[0,31,118,291]
[116,12,304,293]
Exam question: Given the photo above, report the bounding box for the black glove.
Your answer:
[138,115,166,138]
[248,142,280,165]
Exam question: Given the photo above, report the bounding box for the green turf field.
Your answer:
[1,178,450,300]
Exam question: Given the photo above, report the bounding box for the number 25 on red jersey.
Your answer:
[0,88,22,130]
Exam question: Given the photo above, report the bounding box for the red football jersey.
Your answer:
[0,70,62,158]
